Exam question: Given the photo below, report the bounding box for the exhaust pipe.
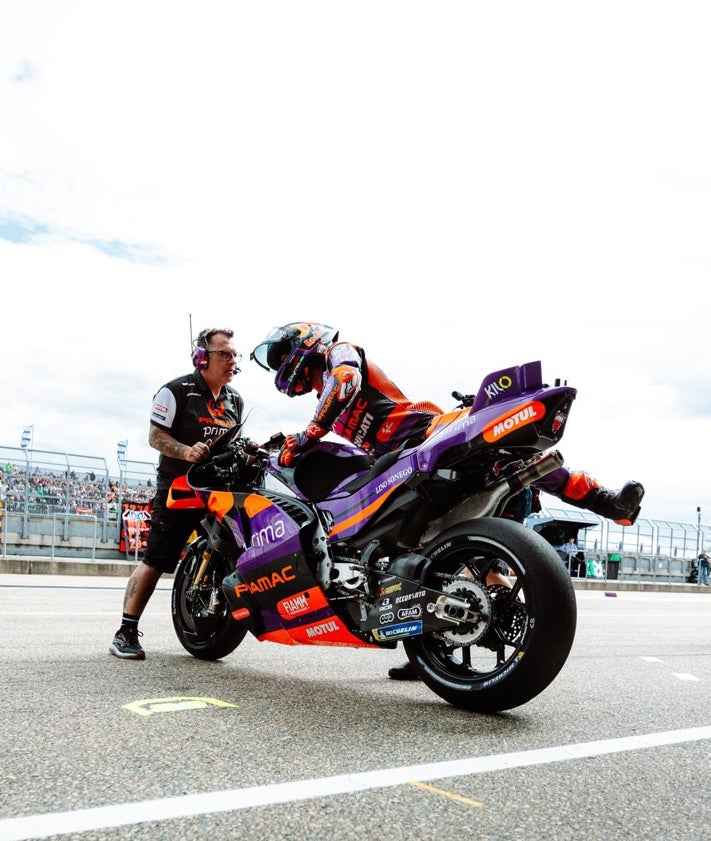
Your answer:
[502,449,564,491]
[421,450,566,537]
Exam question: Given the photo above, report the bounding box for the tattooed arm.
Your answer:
[149,425,210,464]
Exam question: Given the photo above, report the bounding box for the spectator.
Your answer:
[557,537,586,577]
[698,548,710,586]
[558,537,578,565]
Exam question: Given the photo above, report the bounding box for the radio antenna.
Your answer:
[189,313,194,347]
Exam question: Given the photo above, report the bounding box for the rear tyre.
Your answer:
[403,517,577,712]
[171,539,247,660]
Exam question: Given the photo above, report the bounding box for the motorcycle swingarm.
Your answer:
[360,562,479,641]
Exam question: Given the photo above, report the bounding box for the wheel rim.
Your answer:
[176,550,228,641]
[406,536,532,684]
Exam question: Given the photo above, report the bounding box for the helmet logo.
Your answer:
[299,323,329,349]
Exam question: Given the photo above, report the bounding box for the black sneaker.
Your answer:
[109,628,145,660]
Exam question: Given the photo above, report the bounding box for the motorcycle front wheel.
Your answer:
[403,517,577,713]
[171,538,247,660]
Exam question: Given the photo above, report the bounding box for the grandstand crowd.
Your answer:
[0,463,155,517]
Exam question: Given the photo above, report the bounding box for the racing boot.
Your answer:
[388,661,419,681]
[561,472,644,526]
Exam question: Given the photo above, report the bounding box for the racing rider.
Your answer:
[250,322,645,677]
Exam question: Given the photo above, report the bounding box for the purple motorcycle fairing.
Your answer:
[206,489,311,578]
[415,382,574,473]
[471,360,544,411]
[316,452,421,542]
[237,496,303,576]
[223,490,341,638]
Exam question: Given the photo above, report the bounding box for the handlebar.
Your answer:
[187,435,270,490]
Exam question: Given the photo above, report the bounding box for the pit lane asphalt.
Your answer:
[0,569,709,841]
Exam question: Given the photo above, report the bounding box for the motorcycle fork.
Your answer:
[191,546,213,587]
[189,545,224,614]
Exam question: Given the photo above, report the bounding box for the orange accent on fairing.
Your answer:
[207,491,234,517]
[562,471,599,501]
[425,408,469,437]
[244,494,273,516]
[231,607,250,621]
[258,628,299,645]
[287,619,376,647]
[329,485,399,538]
[482,401,546,443]
[166,476,205,510]
[257,616,378,648]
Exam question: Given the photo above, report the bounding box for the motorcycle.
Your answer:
[169,359,578,713]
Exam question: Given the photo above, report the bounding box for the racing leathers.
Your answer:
[277,342,438,467]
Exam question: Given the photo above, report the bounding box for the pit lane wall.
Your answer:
[0,509,147,562]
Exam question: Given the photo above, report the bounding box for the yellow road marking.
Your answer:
[123,696,238,716]
[408,780,483,807]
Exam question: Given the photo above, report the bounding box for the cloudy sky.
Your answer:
[1,2,709,525]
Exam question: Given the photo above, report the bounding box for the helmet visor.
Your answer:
[250,326,299,372]
[275,352,313,396]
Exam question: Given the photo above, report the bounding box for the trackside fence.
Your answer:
[0,445,156,560]
[0,445,709,583]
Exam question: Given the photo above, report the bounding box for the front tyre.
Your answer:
[403,518,576,713]
[171,539,247,660]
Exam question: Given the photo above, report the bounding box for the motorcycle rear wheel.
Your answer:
[403,517,577,713]
[171,539,247,660]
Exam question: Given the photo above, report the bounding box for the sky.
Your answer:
[1,1,709,525]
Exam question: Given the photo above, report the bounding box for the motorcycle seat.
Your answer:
[293,449,402,502]
[293,449,372,501]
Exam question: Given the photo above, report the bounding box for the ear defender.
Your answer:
[192,329,212,370]
[192,346,209,370]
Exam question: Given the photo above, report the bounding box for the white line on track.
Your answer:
[0,612,116,616]
[1,726,710,841]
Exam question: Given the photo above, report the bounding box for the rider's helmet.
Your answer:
[250,322,339,396]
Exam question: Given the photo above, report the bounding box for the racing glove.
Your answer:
[278,421,328,467]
